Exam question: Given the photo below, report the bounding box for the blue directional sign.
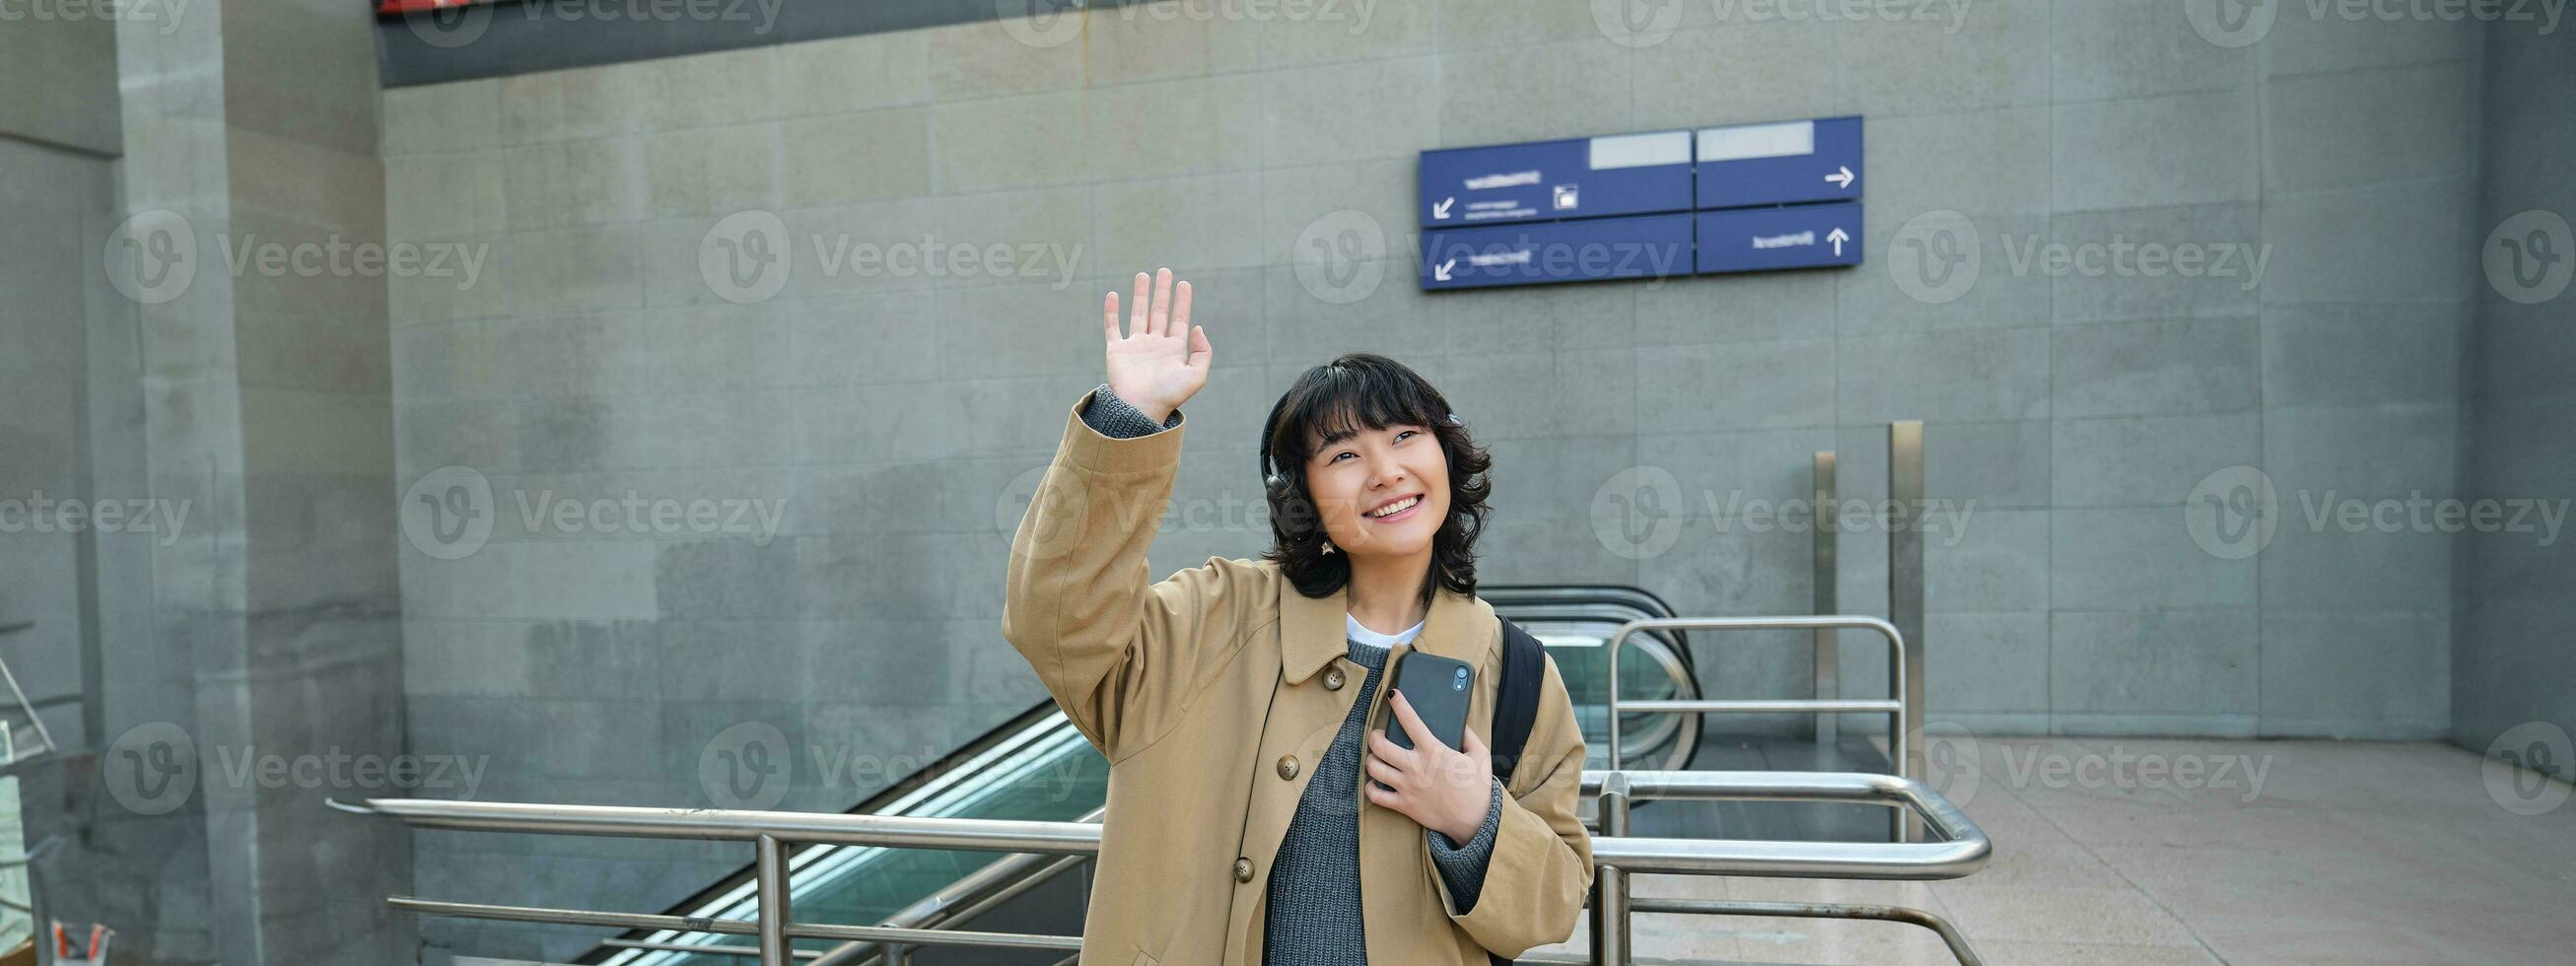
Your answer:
[1695,115,1863,210]
[1418,115,1864,289]
[1696,203,1862,275]
[1421,214,1694,291]
[1420,130,1694,228]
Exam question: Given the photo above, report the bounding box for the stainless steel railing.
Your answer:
[334,767,1988,965]
[1600,615,1920,840]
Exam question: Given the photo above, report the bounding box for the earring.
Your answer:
[1321,540,1336,555]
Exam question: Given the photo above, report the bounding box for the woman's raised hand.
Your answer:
[1102,268,1212,425]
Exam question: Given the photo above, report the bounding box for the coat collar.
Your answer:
[1279,569,1493,685]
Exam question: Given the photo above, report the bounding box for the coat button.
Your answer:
[1277,755,1299,780]
[1323,667,1346,691]
[1232,856,1254,882]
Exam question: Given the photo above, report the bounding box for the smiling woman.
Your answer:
[1001,269,1591,965]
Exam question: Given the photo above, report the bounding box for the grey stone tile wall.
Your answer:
[374,2,2501,957]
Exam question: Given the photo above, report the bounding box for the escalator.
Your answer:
[580,585,1702,966]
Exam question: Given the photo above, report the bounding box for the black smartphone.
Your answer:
[1380,651,1474,757]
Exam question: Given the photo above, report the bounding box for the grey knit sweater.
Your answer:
[1079,384,1505,964]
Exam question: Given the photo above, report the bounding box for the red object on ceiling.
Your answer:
[375,0,498,16]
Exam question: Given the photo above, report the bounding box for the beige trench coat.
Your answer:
[1003,392,1595,966]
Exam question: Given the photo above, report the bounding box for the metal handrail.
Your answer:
[1600,615,1915,840]
[334,766,1988,965]
[1589,771,1987,966]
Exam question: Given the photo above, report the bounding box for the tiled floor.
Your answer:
[1532,737,2576,965]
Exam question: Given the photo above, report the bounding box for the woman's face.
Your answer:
[1302,421,1451,560]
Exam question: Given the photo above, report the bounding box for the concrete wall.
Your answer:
[2452,23,2575,780]
[4,0,411,962]
[376,2,2486,957]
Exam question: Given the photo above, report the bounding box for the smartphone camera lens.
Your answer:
[1451,666,1469,691]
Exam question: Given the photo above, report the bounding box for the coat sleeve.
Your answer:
[1001,390,1265,765]
[1431,652,1595,956]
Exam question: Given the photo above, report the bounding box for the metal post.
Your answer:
[758,834,792,966]
[1887,421,1925,843]
[1588,772,1633,966]
[1812,450,1840,747]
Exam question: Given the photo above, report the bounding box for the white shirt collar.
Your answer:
[1346,612,1426,650]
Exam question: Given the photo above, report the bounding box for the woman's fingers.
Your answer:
[1170,278,1193,334]
[1127,272,1150,337]
[1389,689,1440,752]
[1101,291,1119,343]
[1365,728,1415,772]
[1364,753,1402,787]
[1149,268,1174,335]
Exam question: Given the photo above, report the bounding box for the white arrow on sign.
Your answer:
[1827,227,1849,256]
[1434,259,1455,281]
[1433,197,1455,219]
[1825,166,1854,189]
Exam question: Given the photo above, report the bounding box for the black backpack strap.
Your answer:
[1485,615,1548,966]
[1489,615,1547,794]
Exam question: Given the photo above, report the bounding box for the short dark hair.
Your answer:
[1257,353,1494,606]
